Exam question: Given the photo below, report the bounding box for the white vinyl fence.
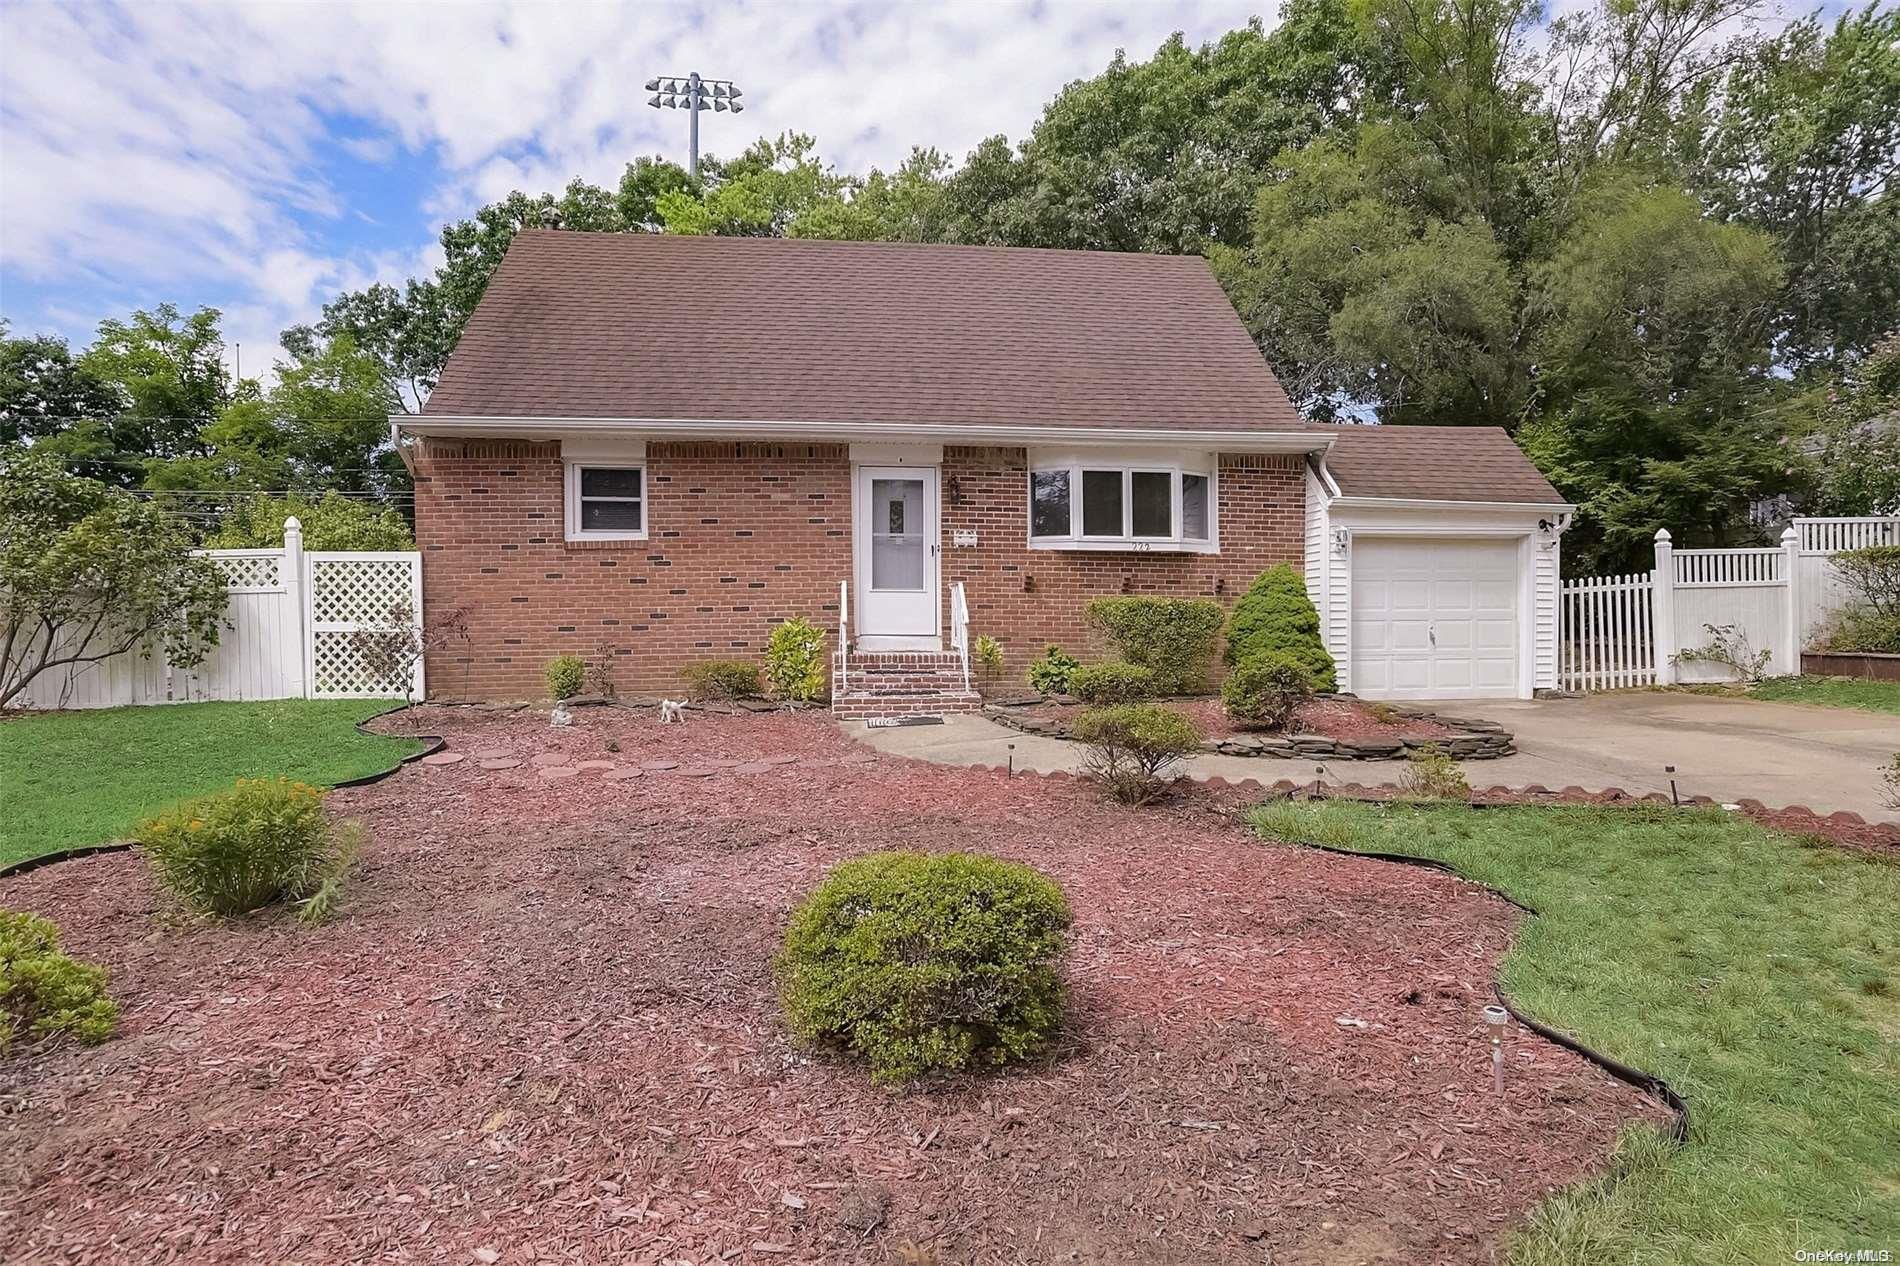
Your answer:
[1560,515,1898,692]
[11,518,422,710]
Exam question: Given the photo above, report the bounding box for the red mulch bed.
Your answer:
[0,707,1662,1265]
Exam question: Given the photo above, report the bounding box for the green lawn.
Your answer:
[1746,674,1900,715]
[0,700,421,867]
[1251,799,1900,1266]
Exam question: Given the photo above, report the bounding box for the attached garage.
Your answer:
[1303,427,1573,702]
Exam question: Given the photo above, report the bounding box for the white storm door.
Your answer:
[1351,537,1520,699]
[854,466,939,643]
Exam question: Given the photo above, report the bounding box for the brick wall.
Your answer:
[414,439,1306,698]
[940,447,1306,680]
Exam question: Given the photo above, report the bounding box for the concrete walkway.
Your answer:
[847,692,1900,822]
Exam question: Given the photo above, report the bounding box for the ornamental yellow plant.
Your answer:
[138,777,357,919]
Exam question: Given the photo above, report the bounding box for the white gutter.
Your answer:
[390,413,1335,455]
[1328,495,1575,515]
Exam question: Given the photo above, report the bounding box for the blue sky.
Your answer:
[0,0,1268,376]
[1,0,1821,381]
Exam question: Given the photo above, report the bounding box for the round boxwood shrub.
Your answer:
[545,654,586,700]
[0,909,117,1052]
[1067,660,1156,704]
[777,851,1072,1083]
[682,658,765,700]
[138,777,352,917]
[1084,597,1224,694]
[1222,651,1314,731]
[1222,564,1337,692]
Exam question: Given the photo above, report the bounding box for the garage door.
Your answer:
[1351,538,1520,700]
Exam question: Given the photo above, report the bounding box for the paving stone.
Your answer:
[641,759,680,771]
[474,748,511,760]
[677,766,717,778]
[733,761,774,774]
[538,766,580,780]
[478,758,521,771]
[421,752,466,766]
[703,758,744,769]
[602,767,644,781]
[531,752,572,767]
[575,760,618,773]
[761,754,799,766]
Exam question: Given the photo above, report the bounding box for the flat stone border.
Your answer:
[981,697,1515,761]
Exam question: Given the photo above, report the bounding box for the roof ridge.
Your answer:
[509,227,1210,266]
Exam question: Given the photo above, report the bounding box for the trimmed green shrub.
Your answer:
[545,654,586,700]
[1071,703,1203,805]
[138,777,355,917]
[1027,643,1081,695]
[1833,545,1900,621]
[0,910,117,1052]
[777,851,1072,1083]
[1222,651,1314,731]
[682,659,765,700]
[1396,745,1472,801]
[1084,597,1225,694]
[764,617,828,701]
[1817,603,1900,654]
[1222,564,1337,692]
[1067,661,1156,704]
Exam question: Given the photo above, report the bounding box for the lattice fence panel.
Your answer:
[306,553,423,698]
[213,553,282,592]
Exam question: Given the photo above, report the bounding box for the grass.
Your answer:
[0,700,422,867]
[1250,799,1900,1266]
[1745,674,1900,715]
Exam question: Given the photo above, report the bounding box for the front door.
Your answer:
[854,466,939,647]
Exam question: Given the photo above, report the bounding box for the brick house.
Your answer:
[396,230,1571,711]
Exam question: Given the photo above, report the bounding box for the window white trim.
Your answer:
[1026,453,1218,553]
[564,461,648,541]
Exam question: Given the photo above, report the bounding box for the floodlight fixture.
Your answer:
[644,70,744,177]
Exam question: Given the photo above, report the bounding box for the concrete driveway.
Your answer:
[850,692,1900,822]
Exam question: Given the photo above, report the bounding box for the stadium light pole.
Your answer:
[645,71,744,180]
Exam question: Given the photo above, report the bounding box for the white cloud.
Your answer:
[0,0,1266,357]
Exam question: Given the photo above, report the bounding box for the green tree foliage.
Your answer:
[0,448,227,709]
[1787,333,1900,517]
[204,493,414,551]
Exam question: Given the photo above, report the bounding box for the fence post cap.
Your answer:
[1654,528,1671,543]
[284,516,302,534]
[1779,525,1798,544]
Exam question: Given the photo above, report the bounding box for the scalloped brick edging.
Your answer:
[981,698,1516,761]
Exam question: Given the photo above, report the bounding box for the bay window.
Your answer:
[1027,452,1216,550]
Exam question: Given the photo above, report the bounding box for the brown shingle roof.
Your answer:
[1321,425,1567,505]
[421,230,1309,431]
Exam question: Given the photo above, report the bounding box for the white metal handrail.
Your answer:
[949,580,971,693]
[837,579,850,694]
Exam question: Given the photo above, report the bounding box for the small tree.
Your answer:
[1222,564,1337,692]
[207,492,412,551]
[1,449,226,709]
[1833,546,1900,623]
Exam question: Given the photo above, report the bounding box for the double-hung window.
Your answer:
[1028,453,1216,551]
[565,463,646,540]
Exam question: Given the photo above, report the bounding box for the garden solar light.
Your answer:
[1484,1004,1510,1095]
[645,71,745,179]
[1665,764,1679,806]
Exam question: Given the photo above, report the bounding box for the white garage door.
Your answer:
[1351,538,1520,700]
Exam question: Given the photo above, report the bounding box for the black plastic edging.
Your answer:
[1270,816,1691,1144]
[0,704,443,883]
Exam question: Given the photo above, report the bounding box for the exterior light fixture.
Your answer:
[645,71,745,178]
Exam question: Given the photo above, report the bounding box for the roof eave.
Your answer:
[393,414,1333,455]
[1328,494,1575,513]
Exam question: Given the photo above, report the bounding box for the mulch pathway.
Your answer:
[0,707,1663,1265]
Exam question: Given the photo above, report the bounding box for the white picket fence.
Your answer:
[11,518,423,710]
[1560,515,1899,692]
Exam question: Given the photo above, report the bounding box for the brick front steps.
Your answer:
[831,649,982,720]
[982,698,1516,761]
